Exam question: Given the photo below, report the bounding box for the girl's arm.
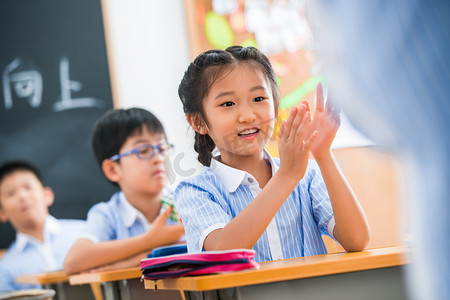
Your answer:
[315,152,370,251]
[204,105,318,250]
[307,84,370,251]
[64,208,184,274]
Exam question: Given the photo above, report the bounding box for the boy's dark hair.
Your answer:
[178,46,280,166]
[0,161,44,205]
[0,161,43,185]
[91,108,166,170]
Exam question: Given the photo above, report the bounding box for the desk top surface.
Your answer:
[69,267,142,285]
[144,246,410,292]
[0,289,55,300]
[16,270,68,285]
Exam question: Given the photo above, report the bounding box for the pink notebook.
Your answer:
[140,249,259,280]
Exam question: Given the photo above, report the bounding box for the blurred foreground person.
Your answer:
[309,1,450,299]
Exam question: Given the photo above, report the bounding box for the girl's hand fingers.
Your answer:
[332,104,341,126]
[278,119,286,139]
[294,111,311,145]
[325,93,333,114]
[304,130,319,150]
[283,106,298,139]
[324,91,341,127]
[302,100,311,114]
[328,92,342,125]
[316,83,325,112]
[289,105,306,141]
[334,111,341,126]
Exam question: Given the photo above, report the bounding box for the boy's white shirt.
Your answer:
[78,191,176,243]
[15,215,61,270]
[77,192,152,243]
[118,192,151,231]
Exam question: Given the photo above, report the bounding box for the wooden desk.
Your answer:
[17,271,68,286]
[0,289,55,300]
[69,267,181,300]
[16,270,97,300]
[144,246,410,300]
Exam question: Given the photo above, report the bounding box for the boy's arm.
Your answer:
[64,208,184,274]
[64,236,148,275]
[87,251,149,273]
[204,106,318,251]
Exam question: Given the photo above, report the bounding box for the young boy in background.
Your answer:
[0,161,85,291]
[64,107,184,274]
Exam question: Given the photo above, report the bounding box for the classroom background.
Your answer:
[2,1,449,299]
[88,0,408,254]
[0,0,406,266]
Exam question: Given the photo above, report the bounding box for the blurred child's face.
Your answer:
[113,126,168,197]
[0,171,53,231]
[201,65,276,164]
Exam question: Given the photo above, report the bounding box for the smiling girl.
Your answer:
[175,46,369,262]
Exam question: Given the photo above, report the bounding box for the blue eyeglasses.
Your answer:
[109,143,174,161]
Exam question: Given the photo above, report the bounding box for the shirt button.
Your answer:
[248,178,254,183]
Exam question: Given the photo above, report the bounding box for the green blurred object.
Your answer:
[161,195,179,223]
[275,76,282,86]
[279,75,328,109]
[205,11,234,49]
[240,38,257,48]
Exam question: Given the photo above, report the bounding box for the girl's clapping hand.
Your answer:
[305,83,341,161]
[277,104,318,183]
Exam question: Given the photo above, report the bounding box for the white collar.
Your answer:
[210,149,278,193]
[15,215,61,252]
[118,192,150,228]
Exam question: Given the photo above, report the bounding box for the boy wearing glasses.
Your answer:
[64,108,184,274]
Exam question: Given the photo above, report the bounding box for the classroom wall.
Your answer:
[0,0,407,252]
[104,0,203,186]
[103,0,375,186]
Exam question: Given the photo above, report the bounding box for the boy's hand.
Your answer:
[306,83,341,161]
[277,104,318,183]
[144,207,185,248]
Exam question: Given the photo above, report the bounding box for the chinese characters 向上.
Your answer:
[2,57,103,111]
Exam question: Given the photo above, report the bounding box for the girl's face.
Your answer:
[200,64,276,165]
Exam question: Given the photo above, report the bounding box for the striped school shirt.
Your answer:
[174,150,336,263]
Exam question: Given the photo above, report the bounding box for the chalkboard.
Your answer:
[0,0,118,248]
